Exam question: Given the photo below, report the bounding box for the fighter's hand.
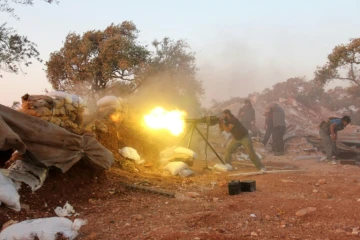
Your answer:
[331,134,336,141]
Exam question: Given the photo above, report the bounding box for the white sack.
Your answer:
[163,162,189,176]
[173,147,197,159]
[119,147,141,162]
[0,171,20,211]
[97,96,120,108]
[0,217,87,240]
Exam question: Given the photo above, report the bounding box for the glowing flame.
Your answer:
[144,107,186,136]
[110,112,122,122]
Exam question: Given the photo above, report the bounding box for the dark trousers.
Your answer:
[272,126,286,153]
[263,126,273,146]
[319,129,334,161]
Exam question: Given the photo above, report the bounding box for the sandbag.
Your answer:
[174,147,197,159]
[119,147,140,162]
[7,160,48,191]
[97,96,120,108]
[70,95,86,108]
[0,217,87,240]
[34,107,52,116]
[163,162,189,176]
[53,98,65,109]
[64,103,76,112]
[98,105,119,113]
[29,99,52,109]
[0,171,21,211]
[46,91,73,104]
[19,108,37,117]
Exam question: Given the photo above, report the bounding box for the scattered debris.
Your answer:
[318,179,327,185]
[295,207,317,217]
[55,202,76,217]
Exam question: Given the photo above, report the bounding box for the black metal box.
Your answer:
[228,180,241,195]
[240,180,256,192]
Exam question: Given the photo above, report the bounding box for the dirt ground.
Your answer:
[1,151,360,240]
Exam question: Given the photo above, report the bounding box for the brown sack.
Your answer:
[35,107,52,116]
[0,104,114,172]
[29,99,52,109]
[64,104,76,112]
[19,109,38,117]
[53,99,65,109]
[22,94,53,104]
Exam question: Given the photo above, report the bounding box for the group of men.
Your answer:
[219,99,352,172]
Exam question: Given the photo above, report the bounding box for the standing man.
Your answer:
[262,105,273,147]
[237,99,260,137]
[219,109,266,172]
[319,116,351,164]
[270,103,286,156]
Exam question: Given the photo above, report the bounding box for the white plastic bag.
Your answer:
[119,147,141,162]
[163,162,189,176]
[213,163,233,172]
[0,217,87,240]
[0,171,20,211]
[55,202,76,217]
[97,96,120,108]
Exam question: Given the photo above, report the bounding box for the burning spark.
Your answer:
[144,107,186,136]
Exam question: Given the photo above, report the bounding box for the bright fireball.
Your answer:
[144,107,186,136]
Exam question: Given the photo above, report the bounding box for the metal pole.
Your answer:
[204,123,209,167]
[187,123,195,148]
[195,125,225,164]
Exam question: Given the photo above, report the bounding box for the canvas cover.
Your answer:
[0,104,113,172]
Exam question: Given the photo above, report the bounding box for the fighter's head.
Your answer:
[222,109,233,120]
[341,115,351,127]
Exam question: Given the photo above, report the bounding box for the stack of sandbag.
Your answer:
[160,147,197,166]
[19,91,86,133]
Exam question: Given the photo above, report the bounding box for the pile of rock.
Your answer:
[19,91,86,133]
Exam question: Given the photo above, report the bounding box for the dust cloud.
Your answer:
[196,38,308,108]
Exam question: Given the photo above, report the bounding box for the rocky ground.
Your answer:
[1,151,360,240]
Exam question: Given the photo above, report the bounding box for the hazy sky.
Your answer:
[1,0,359,107]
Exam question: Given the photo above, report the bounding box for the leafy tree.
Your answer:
[0,0,57,76]
[46,22,149,93]
[315,38,360,86]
